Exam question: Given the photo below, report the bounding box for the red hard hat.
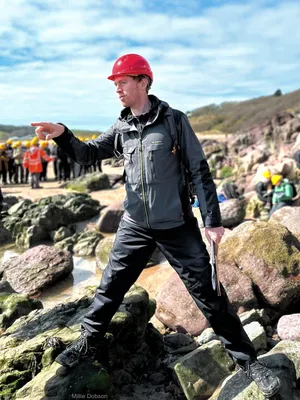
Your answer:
[107,54,153,82]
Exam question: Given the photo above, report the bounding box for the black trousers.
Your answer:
[83,217,256,365]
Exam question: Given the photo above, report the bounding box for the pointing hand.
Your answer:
[31,122,65,141]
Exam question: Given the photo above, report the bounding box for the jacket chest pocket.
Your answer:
[146,143,167,183]
[123,146,138,183]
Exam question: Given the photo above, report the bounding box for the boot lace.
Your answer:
[245,360,270,382]
[66,331,89,355]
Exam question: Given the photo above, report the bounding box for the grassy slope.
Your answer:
[1,89,300,139]
[188,89,300,134]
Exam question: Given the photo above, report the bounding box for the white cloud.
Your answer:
[0,0,300,130]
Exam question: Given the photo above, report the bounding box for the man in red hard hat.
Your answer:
[31,54,281,398]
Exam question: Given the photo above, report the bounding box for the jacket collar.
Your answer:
[119,95,169,125]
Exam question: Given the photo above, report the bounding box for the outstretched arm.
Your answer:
[31,122,117,165]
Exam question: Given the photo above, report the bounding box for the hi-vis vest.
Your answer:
[23,146,52,173]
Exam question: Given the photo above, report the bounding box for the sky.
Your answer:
[1,0,300,131]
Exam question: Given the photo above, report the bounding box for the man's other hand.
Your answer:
[31,122,65,141]
[205,226,225,250]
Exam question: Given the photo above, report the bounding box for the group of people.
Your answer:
[256,168,297,217]
[0,138,52,188]
[0,135,102,189]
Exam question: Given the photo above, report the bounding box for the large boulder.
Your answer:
[215,258,257,312]
[0,245,73,295]
[96,201,124,233]
[73,229,103,257]
[39,193,101,222]
[169,340,235,400]
[3,194,102,249]
[218,221,300,316]
[23,203,75,231]
[7,199,34,217]
[95,235,116,269]
[66,172,110,192]
[277,314,300,341]
[15,224,50,249]
[220,199,245,228]
[269,206,300,235]
[0,292,42,330]
[51,225,76,243]
[155,273,209,336]
[0,220,12,244]
[1,194,21,209]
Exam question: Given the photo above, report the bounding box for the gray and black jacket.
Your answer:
[55,95,222,230]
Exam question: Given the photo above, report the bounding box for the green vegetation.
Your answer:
[220,166,234,179]
[65,182,87,192]
[189,89,300,134]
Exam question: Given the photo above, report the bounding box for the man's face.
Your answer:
[114,75,143,108]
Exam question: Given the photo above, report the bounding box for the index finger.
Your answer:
[30,122,51,127]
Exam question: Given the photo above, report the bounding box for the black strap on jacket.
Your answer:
[163,109,196,205]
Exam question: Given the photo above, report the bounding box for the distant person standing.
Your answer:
[57,146,71,182]
[40,141,51,181]
[23,138,54,189]
[13,141,25,184]
[49,141,58,180]
[0,144,9,185]
[5,139,15,184]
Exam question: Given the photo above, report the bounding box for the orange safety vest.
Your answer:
[23,146,53,173]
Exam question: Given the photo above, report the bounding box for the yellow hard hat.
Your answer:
[40,141,48,148]
[91,134,97,139]
[30,137,39,146]
[0,143,5,150]
[12,141,19,148]
[6,139,13,145]
[262,168,271,179]
[271,174,283,185]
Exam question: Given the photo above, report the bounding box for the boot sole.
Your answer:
[55,353,79,369]
[260,376,281,398]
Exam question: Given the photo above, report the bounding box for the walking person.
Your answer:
[31,54,281,398]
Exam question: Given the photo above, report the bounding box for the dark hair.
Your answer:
[133,74,152,92]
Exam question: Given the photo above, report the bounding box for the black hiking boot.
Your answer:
[55,329,107,369]
[242,359,281,397]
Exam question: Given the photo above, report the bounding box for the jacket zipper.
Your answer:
[139,135,150,228]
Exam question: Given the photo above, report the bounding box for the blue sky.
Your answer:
[1,0,300,131]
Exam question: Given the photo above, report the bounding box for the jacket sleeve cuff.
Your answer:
[203,213,223,228]
[53,123,73,145]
